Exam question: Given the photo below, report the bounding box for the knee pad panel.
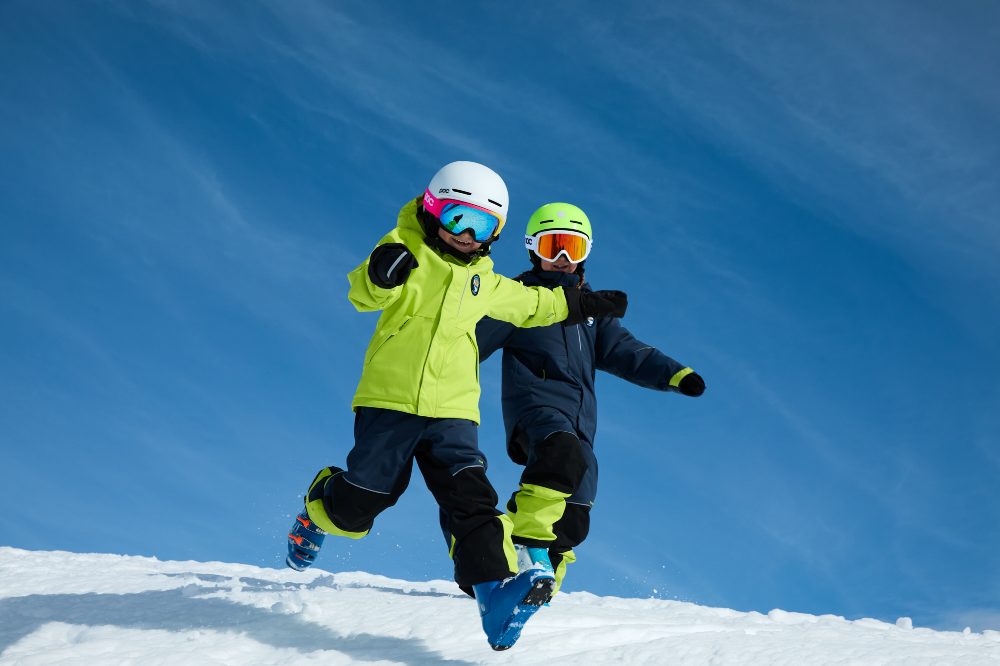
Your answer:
[522,431,588,495]
[322,472,397,535]
[557,502,591,548]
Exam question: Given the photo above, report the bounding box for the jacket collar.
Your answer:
[521,267,585,290]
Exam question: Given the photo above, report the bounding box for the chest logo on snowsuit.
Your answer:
[586,316,595,327]
[470,274,481,296]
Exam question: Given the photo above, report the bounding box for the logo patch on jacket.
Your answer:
[470,274,481,296]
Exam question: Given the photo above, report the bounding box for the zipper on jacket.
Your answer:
[456,265,470,315]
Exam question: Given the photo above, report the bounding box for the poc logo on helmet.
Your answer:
[438,188,450,194]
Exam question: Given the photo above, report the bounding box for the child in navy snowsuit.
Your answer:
[475,202,706,594]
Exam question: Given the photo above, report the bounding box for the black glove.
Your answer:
[678,372,705,397]
[368,243,418,289]
[564,289,628,325]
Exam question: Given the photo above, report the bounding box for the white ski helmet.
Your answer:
[423,161,509,236]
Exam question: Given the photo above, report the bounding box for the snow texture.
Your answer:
[1,547,998,665]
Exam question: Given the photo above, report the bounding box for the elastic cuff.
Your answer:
[561,287,585,326]
[306,496,369,539]
[669,367,694,388]
[304,468,369,539]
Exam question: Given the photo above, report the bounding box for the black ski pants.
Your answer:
[314,407,515,587]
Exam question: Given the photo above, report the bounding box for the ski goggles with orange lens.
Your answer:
[524,230,592,263]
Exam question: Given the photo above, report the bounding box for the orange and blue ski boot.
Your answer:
[286,508,327,571]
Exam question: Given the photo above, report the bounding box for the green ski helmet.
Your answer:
[525,202,592,238]
[524,202,593,264]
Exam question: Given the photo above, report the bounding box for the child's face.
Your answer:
[541,256,579,273]
[437,226,483,253]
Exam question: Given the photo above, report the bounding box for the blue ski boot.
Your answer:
[472,567,555,650]
[516,545,555,577]
[286,508,327,571]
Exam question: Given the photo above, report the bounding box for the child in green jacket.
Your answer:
[285,161,627,650]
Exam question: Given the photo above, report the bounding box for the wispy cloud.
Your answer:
[114,0,510,171]
[41,34,366,353]
[107,1,713,212]
[577,1,1000,290]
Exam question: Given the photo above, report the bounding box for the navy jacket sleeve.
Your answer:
[595,317,690,391]
[476,316,517,362]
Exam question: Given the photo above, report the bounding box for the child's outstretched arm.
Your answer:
[485,274,628,328]
[484,274,567,328]
[347,232,418,313]
[595,317,705,396]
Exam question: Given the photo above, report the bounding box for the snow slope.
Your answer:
[1,547,997,665]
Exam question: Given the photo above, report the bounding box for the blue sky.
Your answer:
[2,0,998,632]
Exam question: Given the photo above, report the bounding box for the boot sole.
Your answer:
[521,576,555,606]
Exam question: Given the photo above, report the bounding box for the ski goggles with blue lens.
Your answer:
[437,201,502,242]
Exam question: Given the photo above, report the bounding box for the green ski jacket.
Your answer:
[348,198,570,423]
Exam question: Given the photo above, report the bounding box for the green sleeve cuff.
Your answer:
[669,367,694,388]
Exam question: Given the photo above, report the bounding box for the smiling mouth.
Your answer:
[453,237,474,248]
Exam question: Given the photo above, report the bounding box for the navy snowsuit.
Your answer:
[476,267,694,589]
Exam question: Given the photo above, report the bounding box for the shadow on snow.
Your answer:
[0,579,476,666]
[158,571,467,599]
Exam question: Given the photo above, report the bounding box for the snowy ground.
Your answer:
[1,547,998,665]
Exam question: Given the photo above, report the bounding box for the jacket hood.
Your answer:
[397,197,425,235]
